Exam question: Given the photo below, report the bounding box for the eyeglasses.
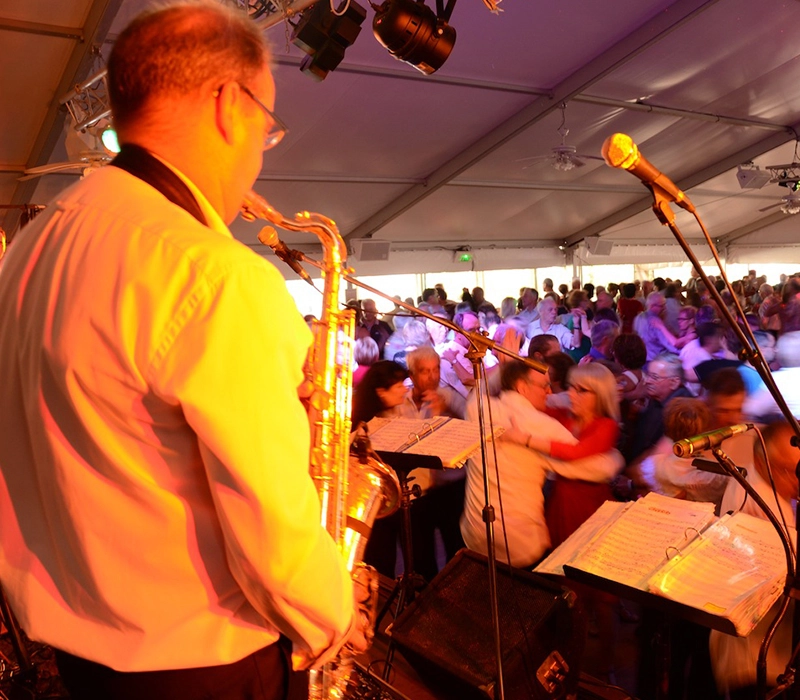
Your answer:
[214,83,289,150]
[524,377,551,389]
[569,384,594,394]
[645,372,671,382]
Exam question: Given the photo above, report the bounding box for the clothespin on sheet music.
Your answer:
[481,0,503,13]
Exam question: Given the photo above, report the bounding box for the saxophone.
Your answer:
[241,191,401,699]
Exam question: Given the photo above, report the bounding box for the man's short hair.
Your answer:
[407,346,439,376]
[501,360,536,393]
[545,352,575,389]
[653,352,684,382]
[527,334,558,359]
[593,308,620,325]
[401,320,431,348]
[108,2,269,131]
[591,320,619,348]
[537,297,556,313]
[421,288,438,303]
[697,322,721,346]
[663,398,710,441]
[703,367,744,396]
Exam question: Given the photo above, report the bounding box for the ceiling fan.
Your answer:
[517,102,605,172]
[758,188,800,215]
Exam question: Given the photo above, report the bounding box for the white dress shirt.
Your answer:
[0,164,353,672]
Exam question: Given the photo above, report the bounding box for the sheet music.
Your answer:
[403,418,502,467]
[366,415,502,468]
[648,512,790,635]
[367,416,448,453]
[535,500,629,576]
[571,492,716,589]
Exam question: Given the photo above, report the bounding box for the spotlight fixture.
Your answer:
[372,0,456,75]
[292,0,367,81]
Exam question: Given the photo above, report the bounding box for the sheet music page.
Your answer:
[366,416,448,453]
[535,500,629,576]
[571,492,717,589]
[648,512,790,636]
[403,418,504,467]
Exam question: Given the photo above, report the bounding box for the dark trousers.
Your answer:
[364,477,467,582]
[411,478,466,582]
[55,637,308,700]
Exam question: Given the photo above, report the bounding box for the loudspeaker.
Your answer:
[736,167,772,190]
[352,238,391,261]
[389,550,585,699]
[586,237,613,256]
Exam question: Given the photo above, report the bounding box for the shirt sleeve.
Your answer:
[540,449,624,481]
[151,255,353,669]
[549,417,620,461]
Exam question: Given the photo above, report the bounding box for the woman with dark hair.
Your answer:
[351,361,408,578]
[351,360,408,428]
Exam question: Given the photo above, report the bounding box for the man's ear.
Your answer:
[214,82,240,146]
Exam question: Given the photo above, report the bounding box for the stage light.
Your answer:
[100,124,120,154]
[372,0,456,75]
[292,0,367,81]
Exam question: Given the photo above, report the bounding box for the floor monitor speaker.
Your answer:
[389,549,585,699]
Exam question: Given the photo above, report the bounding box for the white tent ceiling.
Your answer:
[3,0,800,277]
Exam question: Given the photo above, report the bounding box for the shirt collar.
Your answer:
[148,152,231,239]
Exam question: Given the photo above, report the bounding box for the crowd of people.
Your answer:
[2,1,798,699]
[350,271,800,697]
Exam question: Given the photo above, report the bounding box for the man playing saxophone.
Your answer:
[0,2,367,698]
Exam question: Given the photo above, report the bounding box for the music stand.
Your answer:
[373,451,443,681]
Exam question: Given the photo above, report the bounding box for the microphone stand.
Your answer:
[258,235,549,700]
[641,183,800,699]
[340,280,516,700]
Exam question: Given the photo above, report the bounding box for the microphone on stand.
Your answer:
[258,226,315,286]
[601,133,696,213]
[673,423,755,458]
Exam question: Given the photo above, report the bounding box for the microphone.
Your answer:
[257,226,314,286]
[673,423,755,458]
[601,133,696,213]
